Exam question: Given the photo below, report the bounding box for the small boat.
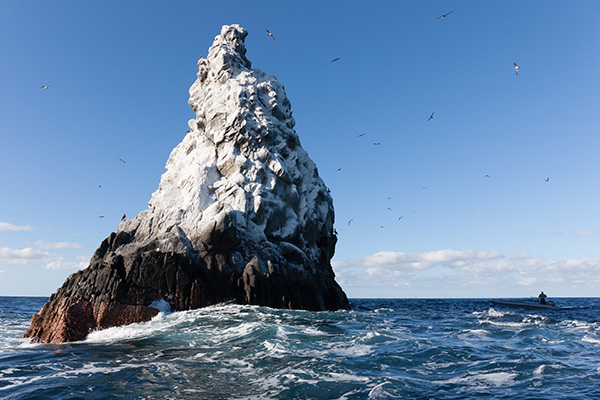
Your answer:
[491,299,561,310]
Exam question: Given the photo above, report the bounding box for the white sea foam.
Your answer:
[437,371,518,389]
[322,372,370,383]
[0,362,136,392]
[560,319,600,332]
[148,298,171,313]
[459,328,491,337]
[533,365,545,376]
[83,309,181,343]
[261,340,288,357]
[367,381,393,398]
[478,308,510,318]
[582,335,600,344]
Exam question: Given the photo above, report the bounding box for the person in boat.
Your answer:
[538,291,547,304]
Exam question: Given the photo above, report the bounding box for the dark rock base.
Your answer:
[25,235,350,343]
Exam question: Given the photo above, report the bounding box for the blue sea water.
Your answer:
[1,297,599,399]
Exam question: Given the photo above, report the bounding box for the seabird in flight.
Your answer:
[41,85,49,89]
[513,62,520,75]
[119,158,126,164]
[437,11,453,19]
[373,142,382,146]
[331,57,341,63]
[266,29,275,40]
[348,219,353,226]
[428,112,435,121]
[358,133,366,137]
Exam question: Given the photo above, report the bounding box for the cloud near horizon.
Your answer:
[0,246,89,271]
[32,240,83,249]
[44,255,89,271]
[0,221,33,231]
[332,249,600,297]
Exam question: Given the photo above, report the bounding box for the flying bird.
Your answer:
[484,175,491,179]
[428,112,435,121]
[331,57,341,63]
[266,29,275,40]
[545,177,550,182]
[398,216,403,220]
[119,158,126,164]
[437,11,453,19]
[373,142,382,146]
[337,167,342,172]
[358,133,366,137]
[513,62,520,75]
[348,219,353,226]
[41,85,49,89]
[98,216,105,218]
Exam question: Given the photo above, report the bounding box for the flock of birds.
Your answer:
[37,12,536,229]
[261,11,541,231]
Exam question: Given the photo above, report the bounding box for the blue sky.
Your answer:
[1,1,599,298]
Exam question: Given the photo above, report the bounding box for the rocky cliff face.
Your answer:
[25,24,349,343]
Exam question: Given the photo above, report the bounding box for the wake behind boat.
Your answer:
[492,299,561,310]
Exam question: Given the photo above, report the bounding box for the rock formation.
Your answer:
[25,24,350,343]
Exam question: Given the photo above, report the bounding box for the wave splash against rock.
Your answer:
[25,25,349,343]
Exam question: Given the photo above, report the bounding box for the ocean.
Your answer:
[1,297,599,399]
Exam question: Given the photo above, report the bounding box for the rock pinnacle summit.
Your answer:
[25,24,350,343]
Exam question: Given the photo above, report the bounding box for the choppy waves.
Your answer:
[1,298,600,399]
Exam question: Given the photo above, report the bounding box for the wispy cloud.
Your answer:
[0,246,88,271]
[0,222,33,231]
[0,246,56,264]
[44,255,89,271]
[576,230,596,237]
[333,249,600,297]
[32,240,82,249]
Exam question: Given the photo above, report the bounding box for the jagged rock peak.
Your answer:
[120,24,329,268]
[205,24,252,73]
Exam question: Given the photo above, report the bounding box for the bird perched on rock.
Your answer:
[266,29,275,40]
[121,213,126,221]
[514,62,520,75]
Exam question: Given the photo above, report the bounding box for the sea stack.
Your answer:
[25,24,350,343]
